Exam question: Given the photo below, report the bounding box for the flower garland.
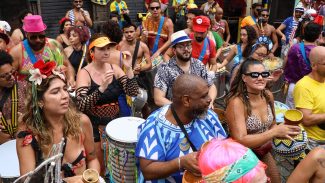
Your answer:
[27,60,66,130]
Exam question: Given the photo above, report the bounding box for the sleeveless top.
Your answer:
[246,105,274,134]
[69,49,86,73]
[17,131,86,179]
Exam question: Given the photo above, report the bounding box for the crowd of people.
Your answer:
[0,0,325,182]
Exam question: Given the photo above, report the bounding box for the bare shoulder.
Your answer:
[228,96,244,107]
[79,113,92,130]
[140,41,149,49]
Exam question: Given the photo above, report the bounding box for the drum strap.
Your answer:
[152,16,165,54]
[170,105,197,152]
[198,38,209,62]
[299,42,311,68]
[132,40,141,69]
[0,83,18,137]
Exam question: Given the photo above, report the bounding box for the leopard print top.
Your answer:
[246,105,273,134]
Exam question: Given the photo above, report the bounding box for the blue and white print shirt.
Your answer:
[135,105,227,183]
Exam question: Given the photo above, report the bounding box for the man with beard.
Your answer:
[241,2,262,32]
[65,0,92,27]
[9,15,75,87]
[257,9,278,58]
[154,30,217,108]
[136,74,227,182]
[0,51,26,144]
[141,0,173,58]
[293,46,325,149]
[190,16,218,71]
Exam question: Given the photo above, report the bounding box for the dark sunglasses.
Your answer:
[244,72,270,78]
[29,34,46,40]
[261,14,269,17]
[0,69,17,81]
[150,6,160,10]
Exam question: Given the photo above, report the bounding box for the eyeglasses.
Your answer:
[176,43,192,50]
[244,72,270,78]
[261,14,269,17]
[29,34,46,41]
[0,69,17,81]
[150,6,160,10]
[74,0,82,3]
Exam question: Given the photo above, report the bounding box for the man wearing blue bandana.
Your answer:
[135,74,227,183]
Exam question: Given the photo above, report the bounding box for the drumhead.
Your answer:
[105,117,145,143]
[0,140,19,178]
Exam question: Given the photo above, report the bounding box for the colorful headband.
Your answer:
[88,37,116,51]
[27,60,66,129]
[202,149,259,182]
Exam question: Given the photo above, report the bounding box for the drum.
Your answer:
[0,140,19,183]
[105,117,145,183]
[132,88,148,111]
[272,109,307,160]
[274,101,290,123]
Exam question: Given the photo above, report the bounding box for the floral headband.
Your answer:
[27,60,66,129]
[202,149,259,182]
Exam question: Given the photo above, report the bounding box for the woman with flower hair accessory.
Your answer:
[75,33,139,175]
[16,60,100,182]
[56,17,72,49]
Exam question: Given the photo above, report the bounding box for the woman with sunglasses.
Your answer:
[76,34,139,175]
[225,59,301,183]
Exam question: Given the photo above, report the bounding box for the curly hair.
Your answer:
[101,20,123,43]
[22,76,81,156]
[225,59,271,116]
[67,26,90,44]
[240,26,258,58]
[59,18,72,34]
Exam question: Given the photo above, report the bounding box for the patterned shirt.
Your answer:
[282,17,299,44]
[135,105,227,183]
[154,57,213,100]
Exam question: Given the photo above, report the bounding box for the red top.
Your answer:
[189,34,217,65]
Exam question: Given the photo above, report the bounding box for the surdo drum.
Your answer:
[0,140,19,183]
[105,117,145,182]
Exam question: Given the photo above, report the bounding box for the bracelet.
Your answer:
[178,157,182,170]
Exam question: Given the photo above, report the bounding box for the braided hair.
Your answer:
[225,59,271,116]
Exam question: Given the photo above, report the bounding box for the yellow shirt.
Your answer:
[172,0,194,16]
[241,15,257,27]
[294,76,325,140]
[110,1,128,20]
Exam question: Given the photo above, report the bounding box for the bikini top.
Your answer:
[17,131,86,178]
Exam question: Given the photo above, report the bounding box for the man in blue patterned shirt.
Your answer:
[135,74,227,182]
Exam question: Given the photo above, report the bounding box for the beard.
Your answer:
[28,39,46,51]
[190,105,208,119]
[176,51,191,62]
[195,36,204,42]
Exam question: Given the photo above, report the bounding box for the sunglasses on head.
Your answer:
[150,6,160,10]
[29,34,46,40]
[244,72,270,78]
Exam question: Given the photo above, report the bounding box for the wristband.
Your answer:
[178,157,182,170]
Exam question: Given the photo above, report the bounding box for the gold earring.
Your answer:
[39,103,44,109]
